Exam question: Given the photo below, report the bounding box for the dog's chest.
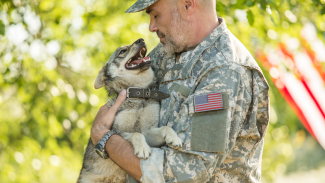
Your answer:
[112,99,160,133]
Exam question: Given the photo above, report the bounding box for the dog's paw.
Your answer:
[131,133,151,160]
[162,126,183,148]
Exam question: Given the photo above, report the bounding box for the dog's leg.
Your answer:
[120,132,151,159]
[143,126,183,148]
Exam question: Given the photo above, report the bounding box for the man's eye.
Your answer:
[120,50,127,54]
[154,15,158,19]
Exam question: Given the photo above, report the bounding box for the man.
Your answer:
[91,0,269,182]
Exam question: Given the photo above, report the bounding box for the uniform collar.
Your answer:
[180,17,226,61]
[178,17,227,78]
[155,17,228,82]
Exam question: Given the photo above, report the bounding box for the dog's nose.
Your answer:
[135,38,144,44]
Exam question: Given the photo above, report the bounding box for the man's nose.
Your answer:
[149,18,158,32]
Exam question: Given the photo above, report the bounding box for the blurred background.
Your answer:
[0,0,325,182]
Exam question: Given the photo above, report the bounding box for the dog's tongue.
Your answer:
[127,57,151,69]
[131,59,142,65]
[130,56,150,65]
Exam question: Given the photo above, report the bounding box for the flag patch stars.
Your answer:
[194,93,223,113]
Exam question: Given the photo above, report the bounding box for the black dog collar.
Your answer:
[126,87,169,100]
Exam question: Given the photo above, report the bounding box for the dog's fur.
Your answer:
[78,39,182,183]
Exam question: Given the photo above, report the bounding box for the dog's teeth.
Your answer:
[138,57,141,59]
[143,57,150,62]
[128,59,131,63]
[140,52,143,58]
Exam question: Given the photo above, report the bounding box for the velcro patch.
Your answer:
[194,93,223,113]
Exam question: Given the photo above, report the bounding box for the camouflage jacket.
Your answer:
[128,17,269,183]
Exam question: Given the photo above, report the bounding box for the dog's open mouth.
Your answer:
[125,47,151,70]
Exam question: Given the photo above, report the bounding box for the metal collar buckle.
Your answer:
[126,87,138,98]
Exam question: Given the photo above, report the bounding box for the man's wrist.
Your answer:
[105,133,120,149]
[91,128,111,145]
[95,130,117,159]
[92,123,112,131]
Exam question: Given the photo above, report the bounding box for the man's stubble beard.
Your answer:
[162,7,194,54]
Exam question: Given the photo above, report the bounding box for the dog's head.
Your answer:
[94,38,156,94]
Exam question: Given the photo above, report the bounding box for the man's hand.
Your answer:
[91,89,127,145]
[90,89,143,181]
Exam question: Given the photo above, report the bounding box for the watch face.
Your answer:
[94,131,116,159]
[95,149,104,158]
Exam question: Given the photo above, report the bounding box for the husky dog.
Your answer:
[78,39,182,183]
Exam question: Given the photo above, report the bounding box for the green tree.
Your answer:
[0,0,324,182]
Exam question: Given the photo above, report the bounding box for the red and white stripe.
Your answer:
[259,40,325,149]
[282,71,325,149]
[195,93,223,112]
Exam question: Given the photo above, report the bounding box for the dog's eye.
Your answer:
[120,49,127,55]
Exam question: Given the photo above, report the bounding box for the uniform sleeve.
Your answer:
[138,66,254,183]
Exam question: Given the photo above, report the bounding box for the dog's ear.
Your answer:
[94,66,108,89]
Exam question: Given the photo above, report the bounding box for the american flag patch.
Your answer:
[194,93,223,113]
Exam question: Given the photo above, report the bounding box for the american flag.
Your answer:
[256,26,325,150]
[194,93,223,113]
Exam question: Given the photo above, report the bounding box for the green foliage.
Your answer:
[0,0,324,183]
[246,0,256,7]
[247,9,255,26]
[0,20,4,35]
[321,7,325,15]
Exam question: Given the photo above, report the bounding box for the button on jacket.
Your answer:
[128,17,269,183]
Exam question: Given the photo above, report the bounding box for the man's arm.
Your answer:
[106,134,142,181]
[90,89,142,181]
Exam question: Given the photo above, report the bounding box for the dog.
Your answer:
[78,38,183,183]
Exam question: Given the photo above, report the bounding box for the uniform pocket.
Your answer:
[163,91,185,127]
[159,84,190,127]
[164,148,210,183]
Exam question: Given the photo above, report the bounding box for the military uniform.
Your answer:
[126,2,269,183]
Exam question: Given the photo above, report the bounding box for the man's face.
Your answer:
[146,0,193,53]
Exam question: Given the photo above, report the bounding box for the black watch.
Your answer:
[95,130,117,159]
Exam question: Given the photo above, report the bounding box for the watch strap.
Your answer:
[95,130,117,159]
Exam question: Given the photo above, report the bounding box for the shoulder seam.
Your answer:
[227,63,252,96]
[215,43,229,63]
[252,70,270,91]
[196,64,251,96]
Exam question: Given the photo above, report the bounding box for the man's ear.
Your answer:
[180,0,196,14]
[94,66,108,89]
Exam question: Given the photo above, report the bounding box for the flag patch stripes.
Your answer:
[194,93,223,112]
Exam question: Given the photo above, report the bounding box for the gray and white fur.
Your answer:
[78,39,182,183]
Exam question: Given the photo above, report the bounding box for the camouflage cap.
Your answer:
[125,0,158,13]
